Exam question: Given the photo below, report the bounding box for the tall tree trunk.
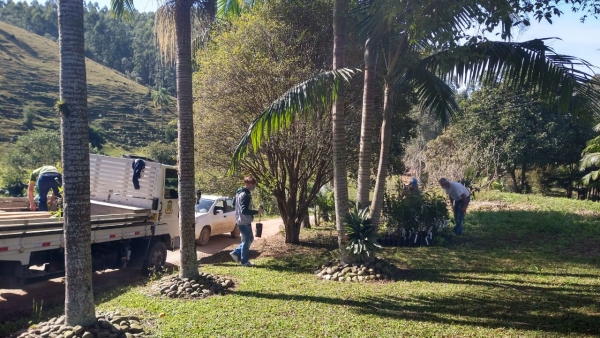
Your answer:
[356,38,376,209]
[302,212,311,228]
[509,166,518,193]
[332,0,350,263]
[520,162,527,193]
[175,2,199,280]
[370,82,393,229]
[58,0,95,326]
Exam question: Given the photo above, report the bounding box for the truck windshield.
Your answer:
[196,198,215,213]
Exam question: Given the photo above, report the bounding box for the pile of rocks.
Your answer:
[315,258,401,282]
[154,272,234,299]
[15,311,146,338]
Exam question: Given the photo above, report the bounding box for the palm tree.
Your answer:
[152,87,173,131]
[355,37,376,210]
[331,0,351,262]
[358,0,600,228]
[113,0,215,280]
[58,0,95,326]
[580,123,600,185]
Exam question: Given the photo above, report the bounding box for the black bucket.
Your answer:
[255,223,263,238]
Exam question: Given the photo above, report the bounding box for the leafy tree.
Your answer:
[196,1,334,244]
[4,129,61,170]
[426,84,592,193]
[146,141,177,165]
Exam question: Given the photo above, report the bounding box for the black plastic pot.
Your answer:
[255,223,263,238]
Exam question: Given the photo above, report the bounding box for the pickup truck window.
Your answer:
[164,168,179,199]
[196,198,215,213]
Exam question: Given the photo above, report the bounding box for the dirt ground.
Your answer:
[0,218,285,322]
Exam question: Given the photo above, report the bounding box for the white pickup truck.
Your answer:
[0,154,181,288]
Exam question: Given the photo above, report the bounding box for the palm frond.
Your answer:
[228,69,357,174]
[580,152,600,170]
[418,39,600,117]
[582,170,600,185]
[395,64,458,125]
[110,0,135,19]
[217,0,260,18]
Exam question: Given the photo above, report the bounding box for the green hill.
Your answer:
[0,21,175,154]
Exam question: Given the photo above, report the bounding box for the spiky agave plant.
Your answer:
[345,207,381,262]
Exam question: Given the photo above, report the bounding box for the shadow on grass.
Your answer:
[234,276,600,335]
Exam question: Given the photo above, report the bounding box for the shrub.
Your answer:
[383,181,449,242]
[345,207,381,262]
[22,105,36,129]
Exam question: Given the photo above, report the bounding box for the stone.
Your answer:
[82,332,95,338]
[331,276,338,281]
[183,282,191,288]
[160,286,171,294]
[376,274,382,279]
[358,270,366,276]
[338,277,345,282]
[368,268,375,273]
[316,272,324,278]
[73,326,85,335]
[49,334,58,338]
[351,266,358,272]
[202,289,211,294]
[323,275,331,280]
[225,280,233,287]
[345,277,352,283]
[191,292,199,297]
[56,316,65,325]
[120,321,129,327]
[41,332,51,338]
[129,323,143,333]
[167,291,177,298]
[358,276,365,281]
[326,267,332,274]
[56,335,64,338]
[169,284,177,292]
[100,320,112,330]
[352,276,358,282]
[330,266,339,273]
[40,326,52,334]
[191,284,200,289]
[186,288,194,293]
[341,267,351,274]
[63,331,74,338]
[120,325,130,331]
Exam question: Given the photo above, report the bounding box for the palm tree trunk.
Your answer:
[356,38,376,209]
[175,2,199,280]
[58,0,95,326]
[370,82,393,230]
[332,0,350,263]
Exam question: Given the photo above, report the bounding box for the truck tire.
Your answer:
[230,225,240,238]
[143,241,167,271]
[196,227,210,246]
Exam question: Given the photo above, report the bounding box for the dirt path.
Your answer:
[0,218,284,322]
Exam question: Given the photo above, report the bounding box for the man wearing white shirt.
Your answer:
[439,177,470,235]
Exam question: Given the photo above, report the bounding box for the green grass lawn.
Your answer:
[5,192,600,337]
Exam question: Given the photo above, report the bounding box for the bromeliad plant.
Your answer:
[345,207,381,262]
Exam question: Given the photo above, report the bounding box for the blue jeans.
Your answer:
[231,224,253,264]
[37,173,62,211]
[453,196,470,235]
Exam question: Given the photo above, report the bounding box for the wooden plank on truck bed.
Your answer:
[0,212,52,220]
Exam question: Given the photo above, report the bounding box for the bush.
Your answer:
[146,141,177,165]
[345,207,381,262]
[383,181,449,245]
[22,105,37,129]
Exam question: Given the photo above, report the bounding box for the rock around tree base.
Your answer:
[315,257,402,282]
[15,311,146,338]
[153,272,234,299]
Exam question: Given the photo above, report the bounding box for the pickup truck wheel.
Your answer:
[231,225,240,238]
[144,241,167,271]
[196,227,210,246]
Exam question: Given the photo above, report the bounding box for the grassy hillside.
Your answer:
[0,21,175,154]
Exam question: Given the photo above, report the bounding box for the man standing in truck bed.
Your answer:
[28,165,62,211]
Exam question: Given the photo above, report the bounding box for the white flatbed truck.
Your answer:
[0,154,181,288]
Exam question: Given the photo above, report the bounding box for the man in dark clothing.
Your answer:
[28,166,62,211]
[230,176,263,267]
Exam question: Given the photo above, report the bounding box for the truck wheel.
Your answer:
[196,227,210,246]
[144,241,167,271]
[231,225,240,238]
